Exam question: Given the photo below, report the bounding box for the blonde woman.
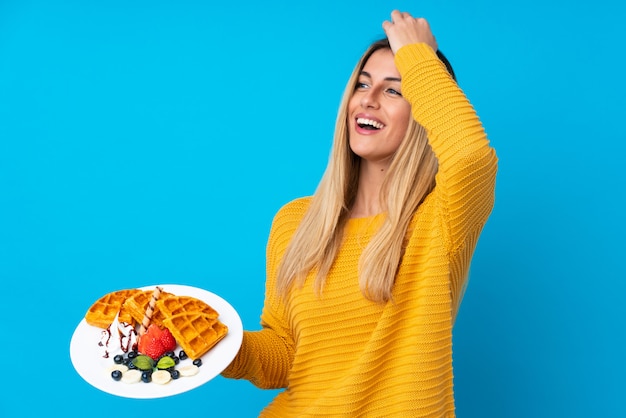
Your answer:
[222,10,498,417]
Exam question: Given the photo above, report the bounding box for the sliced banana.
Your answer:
[151,370,172,385]
[106,364,129,374]
[121,369,142,384]
[178,364,199,377]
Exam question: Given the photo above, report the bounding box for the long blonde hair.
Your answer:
[276,39,440,303]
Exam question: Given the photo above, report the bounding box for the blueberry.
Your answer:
[193,358,202,367]
[172,356,180,364]
[179,350,188,360]
[170,369,180,380]
[113,354,124,364]
[165,351,175,358]
[111,370,122,381]
[141,371,152,383]
[127,361,137,370]
[127,351,138,359]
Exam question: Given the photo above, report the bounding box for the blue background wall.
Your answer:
[1,0,624,416]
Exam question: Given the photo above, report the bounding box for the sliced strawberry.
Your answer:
[143,336,165,360]
[147,324,163,338]
[137,333,148,355]
[160,328,177,352]
[138,324,166,359]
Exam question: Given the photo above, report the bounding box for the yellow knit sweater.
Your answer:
[222,43,498,417]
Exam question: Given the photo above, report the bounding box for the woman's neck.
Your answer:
[350,161,387,218]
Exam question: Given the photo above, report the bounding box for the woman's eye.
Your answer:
[386,88,402,97]
[356,82,369,90]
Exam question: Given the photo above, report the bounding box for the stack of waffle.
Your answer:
[85,288,228,359]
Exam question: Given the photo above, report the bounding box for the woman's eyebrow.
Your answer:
[360,71,401,82]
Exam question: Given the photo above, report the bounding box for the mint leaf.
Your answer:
[156,356,176,370]
[132,355,155,371]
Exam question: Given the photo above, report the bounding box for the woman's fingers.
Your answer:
[383,10,437,54]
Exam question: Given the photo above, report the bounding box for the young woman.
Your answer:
[222,10,498,417]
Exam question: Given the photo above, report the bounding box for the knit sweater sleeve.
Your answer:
[395,43,498,309]
[221,200,306,388]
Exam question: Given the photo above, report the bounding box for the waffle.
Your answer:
[156,295,220,319]
[162,312,228,360]
[85,289,141,328]
[123,289,174,327]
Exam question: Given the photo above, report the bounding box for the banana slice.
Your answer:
[179,365,199,377]
[151,370,172,385]
[121,369,142,384]
[106,364,129,374]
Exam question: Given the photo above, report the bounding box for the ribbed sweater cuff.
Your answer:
[394,43,439,76]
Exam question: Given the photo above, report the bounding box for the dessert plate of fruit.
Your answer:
[70,284,243,399]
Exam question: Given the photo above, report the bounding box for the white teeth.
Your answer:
[356,117,384,129]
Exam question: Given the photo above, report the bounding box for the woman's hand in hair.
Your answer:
[382,10,438,55]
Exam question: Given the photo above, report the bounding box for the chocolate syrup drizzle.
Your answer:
[98,322,138,358]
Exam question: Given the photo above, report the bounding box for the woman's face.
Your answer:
[348,48,411,166]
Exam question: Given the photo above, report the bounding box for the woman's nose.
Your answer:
[360,89,380,109]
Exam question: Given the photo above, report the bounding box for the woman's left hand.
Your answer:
[382,10,438,55]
